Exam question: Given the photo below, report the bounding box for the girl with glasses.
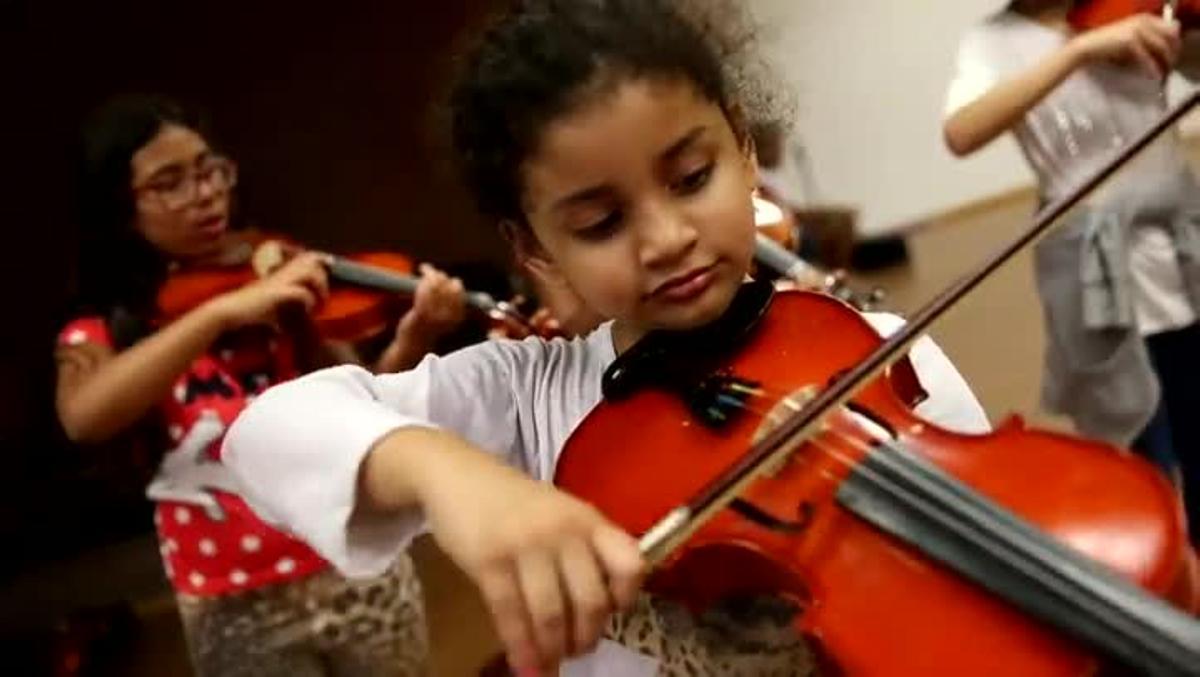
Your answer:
[54,95,457,676]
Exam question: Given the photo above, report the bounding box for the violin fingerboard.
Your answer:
[328,257,501,316]
[328,258,420,295]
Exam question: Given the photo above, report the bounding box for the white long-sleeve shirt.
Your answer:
[224,312,990,675]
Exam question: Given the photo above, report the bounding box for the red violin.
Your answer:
[1070,0,1200,31]
[156,233,538,343]
[547,92,1200,675]
[558,286,1199,676]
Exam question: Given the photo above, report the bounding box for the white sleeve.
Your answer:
[222,341,528,578]
[863,313,991,434]
[944,26,1003,118]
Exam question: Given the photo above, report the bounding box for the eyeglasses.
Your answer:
[134,156,238,211]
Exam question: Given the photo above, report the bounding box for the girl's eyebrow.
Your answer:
[142,150,212,184]
[553,184,614,213]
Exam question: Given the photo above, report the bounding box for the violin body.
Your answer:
[313,251,415,340]
[1070,0,1200,31]
[556,289,1198,675]
[155,240,418,343]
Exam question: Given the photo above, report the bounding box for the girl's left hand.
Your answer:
[395,264,468,342]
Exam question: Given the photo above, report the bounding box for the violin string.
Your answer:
[660,380,1003,565]
[708,403,932,530]
[681,376,961,509]
[711,385,907,485]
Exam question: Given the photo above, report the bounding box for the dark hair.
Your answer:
[449,0,784,225]
[750,120,786,169]
[72,95,209,346]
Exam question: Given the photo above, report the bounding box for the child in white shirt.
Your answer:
[945,1,1199,540]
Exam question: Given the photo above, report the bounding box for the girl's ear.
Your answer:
[500,219,569,287]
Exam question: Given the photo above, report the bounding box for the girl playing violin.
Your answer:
[224,1,991,673]
[945,1,1200,541]
[55,95,467,675]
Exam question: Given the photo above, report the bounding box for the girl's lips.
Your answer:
[196,216,227,237]
[651,264,715,303]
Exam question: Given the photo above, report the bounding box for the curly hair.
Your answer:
[449,0,788,225]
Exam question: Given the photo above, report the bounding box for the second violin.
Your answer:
[156,235,539,343]
[753,193,885,311]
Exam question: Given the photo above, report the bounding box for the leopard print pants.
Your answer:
[604,594,817,676]
[176,554,428,676]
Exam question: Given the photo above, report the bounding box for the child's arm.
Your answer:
[361,426,643,671]
[944,15,1181,157]
[56,253,328,443]
[223,347,643,673]
[305,265,468,375]
[373,264,468,373]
